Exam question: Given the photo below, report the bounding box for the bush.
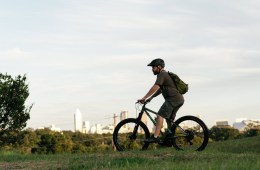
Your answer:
[209,126,240,141]
[1,129,114,154]
[32,129,73,154]
[243,128,260,137]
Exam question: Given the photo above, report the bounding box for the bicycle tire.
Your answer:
[171,116,209,151]
[113,118,150,151]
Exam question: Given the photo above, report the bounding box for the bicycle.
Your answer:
[113,101,209,151]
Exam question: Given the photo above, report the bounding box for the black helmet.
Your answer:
[147,58,165,68]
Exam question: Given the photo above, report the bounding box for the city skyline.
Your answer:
[35,107,259,134]
[32,107,258,133]
[27,105,259,131]
[1,1,260,131]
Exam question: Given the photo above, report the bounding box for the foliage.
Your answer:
[0,136,259,169]
[243,127,260,137]
[0,124,258,154]
[32,129,73,154]
[0,73,32,136]
[209,126,240,141]
[29,130,113,154]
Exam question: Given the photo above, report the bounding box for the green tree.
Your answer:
[19,129,39,149]
[0,73,32,133]
[33,129,73,154]
[210,126,240,141]
[243,126,260,137]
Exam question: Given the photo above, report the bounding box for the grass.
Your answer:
[0,136,259,170]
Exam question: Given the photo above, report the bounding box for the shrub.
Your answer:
[209,126,240,141]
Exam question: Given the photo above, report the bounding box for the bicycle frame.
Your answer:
[136,102,185,137]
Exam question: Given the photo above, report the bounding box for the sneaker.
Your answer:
[144,135,160,143]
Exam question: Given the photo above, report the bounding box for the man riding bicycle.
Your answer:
[138,58,184,143]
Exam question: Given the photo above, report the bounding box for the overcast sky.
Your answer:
[1,0,259,130]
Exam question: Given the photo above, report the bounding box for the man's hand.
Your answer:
[137,84,159,104]
[137,99,146,104]
[137,97,153,104]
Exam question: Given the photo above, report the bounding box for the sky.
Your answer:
[1,0,260,131]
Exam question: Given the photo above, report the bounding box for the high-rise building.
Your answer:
[120,110,128,121]
[120,110,128,129]
[74,108,82,132]
[82,121,90,134]
[96,124,102,134]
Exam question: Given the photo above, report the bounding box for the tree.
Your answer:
[243,126,260,137]
[209,126,239,141]
[32,129,73,154]
[0,73,32,134]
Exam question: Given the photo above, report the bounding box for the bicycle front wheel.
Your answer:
[113,118,150,151]
[171,116,209,151]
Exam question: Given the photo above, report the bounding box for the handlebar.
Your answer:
[136,100,150,105]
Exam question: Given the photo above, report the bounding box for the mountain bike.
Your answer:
[113,101,209,151]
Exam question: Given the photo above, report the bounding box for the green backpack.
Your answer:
[168,71,188,94]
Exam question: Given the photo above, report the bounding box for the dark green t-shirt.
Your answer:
[155,70,184,102]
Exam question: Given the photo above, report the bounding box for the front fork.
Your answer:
[129,111,145,140]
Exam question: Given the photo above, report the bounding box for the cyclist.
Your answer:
[138,58,184,143]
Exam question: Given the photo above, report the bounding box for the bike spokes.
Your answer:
[172,116,208,151]
[113,119,150,151]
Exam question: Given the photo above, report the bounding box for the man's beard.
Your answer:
[153,70,159,75]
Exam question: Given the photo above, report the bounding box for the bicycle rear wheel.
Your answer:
[113,118,150,151]
[171,116,209,151]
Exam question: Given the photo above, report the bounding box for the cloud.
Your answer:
[4,48,24,58]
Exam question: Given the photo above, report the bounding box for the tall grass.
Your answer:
[0,136,259,170]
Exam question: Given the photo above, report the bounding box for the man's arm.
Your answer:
[151,88,161,98]
[138,84,160,102]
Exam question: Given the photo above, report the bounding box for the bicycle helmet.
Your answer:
[147,58,165,68]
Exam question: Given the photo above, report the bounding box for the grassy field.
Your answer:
[0,135,259,170]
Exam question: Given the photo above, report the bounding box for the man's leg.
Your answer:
[167,103,183,128]
[154,115,164,137]
[144,115,163,143]
[166,119,173,129]
[144,101,169,143]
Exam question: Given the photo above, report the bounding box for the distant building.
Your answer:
[48,124,61,132]
[90,125,96,134]
[82,121,90,134]
[233,118,260,132]
[102,125,114,134]
[74,108,82,132]
[120,110,128,129]
[216,120,229,126]
[120,110,128,121]
[232,118,247,131]
[96,124,102,134]
[90,124,103,134]
[36,125,61,132]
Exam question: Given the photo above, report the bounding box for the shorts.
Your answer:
[158,100,183,120]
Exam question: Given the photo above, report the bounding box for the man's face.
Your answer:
[152,66,160,75]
